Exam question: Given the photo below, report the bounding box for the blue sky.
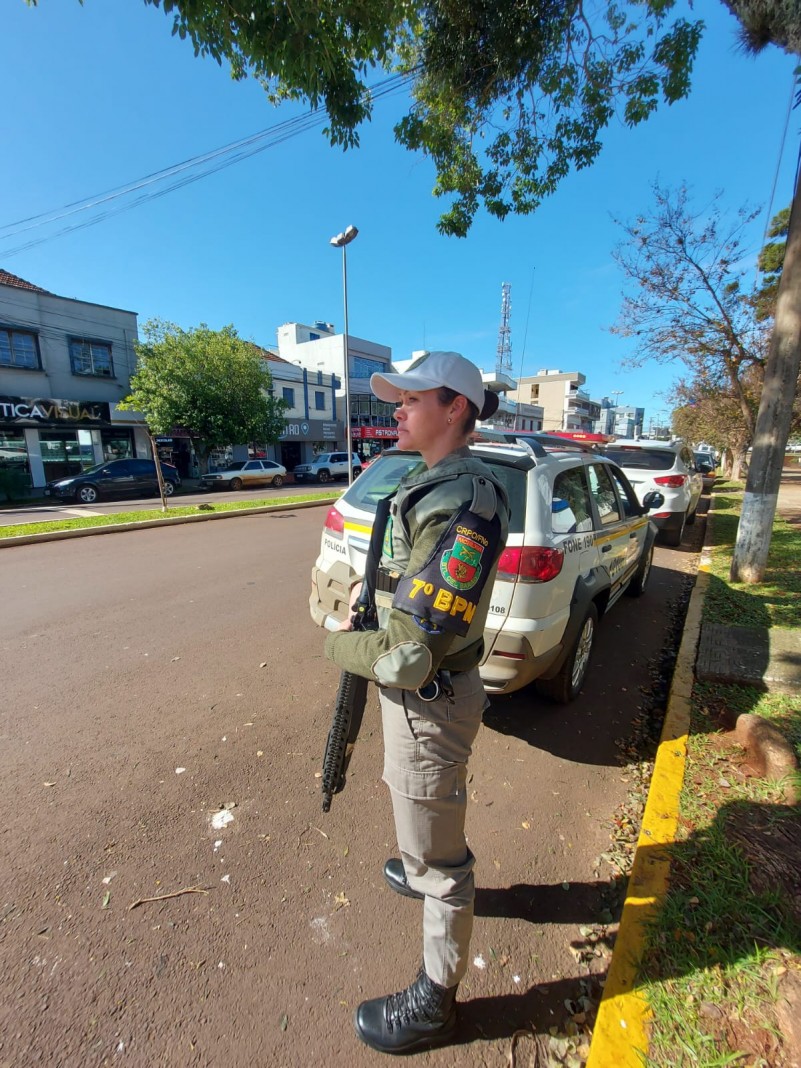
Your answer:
[2,2,798,420]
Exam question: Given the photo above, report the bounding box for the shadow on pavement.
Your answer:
[457,799,800,1047]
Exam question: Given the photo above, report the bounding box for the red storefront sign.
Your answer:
[356,426,399,440]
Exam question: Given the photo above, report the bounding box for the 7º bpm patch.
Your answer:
[392,508,501,636]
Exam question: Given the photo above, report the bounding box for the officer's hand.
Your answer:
[336,582,364,631]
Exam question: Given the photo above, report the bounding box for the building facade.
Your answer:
[0,270,148,492]
[509,369,600,435]
[276,320,396,460]
[594,399,646,438]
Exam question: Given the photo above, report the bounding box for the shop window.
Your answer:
[39,430,96,481]
[0,428,31,494]
[101,429,133,462]
[69,338,114,377]
[314,391,325,411]
[0,328,41,369]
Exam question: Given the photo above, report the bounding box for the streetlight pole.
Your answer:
[330,224,359,485]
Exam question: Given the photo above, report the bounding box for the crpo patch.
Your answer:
[392,507,501,636]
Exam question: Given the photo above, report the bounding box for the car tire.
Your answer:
[77,484,99,504]
[317,470,331,484]
[686,504,697,526]
[163,480,176,496]
[536,602,598,704]
[661,515,685,547]
[230,477,243,491]
[625,541,654,597]
[272,475,284,488]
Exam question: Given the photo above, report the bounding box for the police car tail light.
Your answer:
[324,506,345,537]
[654,475,687,488]
[496,546,564,583]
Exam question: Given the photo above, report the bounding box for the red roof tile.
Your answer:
[0,269,52,294]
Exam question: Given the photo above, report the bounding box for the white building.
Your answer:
[276,320,396,459]
[0,269,148,492]
[258,348,341,471]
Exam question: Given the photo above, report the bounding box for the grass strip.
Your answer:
[0,492,337,540]
[639,479,801,1067]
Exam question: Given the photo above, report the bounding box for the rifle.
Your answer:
[321,497,390,813]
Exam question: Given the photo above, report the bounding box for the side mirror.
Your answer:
[642,490,665,511]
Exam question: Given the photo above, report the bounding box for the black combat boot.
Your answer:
[383,858,424,900]
[354,965,458,1054]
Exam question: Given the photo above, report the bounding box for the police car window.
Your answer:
[551,469,593,534]
[607,467,639,517]
[587,464,622,525]
[482,461,525,535]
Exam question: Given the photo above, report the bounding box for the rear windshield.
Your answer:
[603,447,675,471]
[343,451,526,534]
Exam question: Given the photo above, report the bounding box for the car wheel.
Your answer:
[271,475,284,488]
[163,480,176,496]
[536,603,598,704]
[686,504,697,526]
[661,515,685,547]
[230,477,243,490]
[626,541,654,597]
[317,470,331,483]
[77,484,99,504]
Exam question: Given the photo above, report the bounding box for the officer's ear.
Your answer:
[449,394,469,423]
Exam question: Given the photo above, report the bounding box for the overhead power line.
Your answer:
[0,73,412,258]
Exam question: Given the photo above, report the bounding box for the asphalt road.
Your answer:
[0,504,705,1066]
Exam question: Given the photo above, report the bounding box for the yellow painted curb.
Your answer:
[586,568,710,1067]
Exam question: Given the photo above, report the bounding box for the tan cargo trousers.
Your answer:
[379,667,488,988]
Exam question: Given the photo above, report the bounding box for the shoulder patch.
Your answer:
[391,506,501,636]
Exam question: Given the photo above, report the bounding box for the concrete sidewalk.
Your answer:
[696,465,801,694]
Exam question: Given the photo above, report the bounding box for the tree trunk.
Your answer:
[731,446,748,481]
[731,170,801,583]
[192,440,212,475]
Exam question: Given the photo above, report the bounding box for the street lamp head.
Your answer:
[330,225,359,248]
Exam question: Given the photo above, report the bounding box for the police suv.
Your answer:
[309,433,664,703]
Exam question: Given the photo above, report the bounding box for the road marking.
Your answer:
[61,508,104,517]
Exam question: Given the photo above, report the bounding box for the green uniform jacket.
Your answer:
[325,447,509,690]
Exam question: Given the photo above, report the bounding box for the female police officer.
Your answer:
[324,351,509,1054]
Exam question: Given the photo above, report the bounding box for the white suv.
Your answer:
[601,439,703,547]
[293,452,363,484]
[309,435,664,702]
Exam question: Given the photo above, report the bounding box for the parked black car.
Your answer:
[44,458,181,504]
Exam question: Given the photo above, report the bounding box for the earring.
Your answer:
[448,417,452,424]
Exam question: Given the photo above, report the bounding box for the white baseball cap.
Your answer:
[370,351,499,419]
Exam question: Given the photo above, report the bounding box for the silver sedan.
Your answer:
[199,459,287,491]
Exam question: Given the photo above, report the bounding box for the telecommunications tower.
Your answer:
[496,282,512,377]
